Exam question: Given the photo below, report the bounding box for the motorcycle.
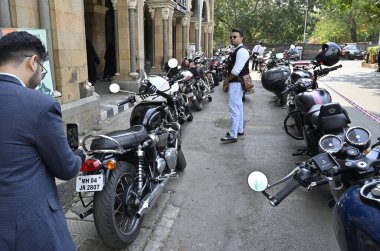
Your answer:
[248,127,380,251]
[283,63,351,156]
[186,57,213,111]
[261,65,291,106]
[141,58,193,124]
[75,72,187,249]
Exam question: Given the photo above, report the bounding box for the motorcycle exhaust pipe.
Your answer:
[179,111,185,118]
[79,208,93,219]
[136,176,170,218]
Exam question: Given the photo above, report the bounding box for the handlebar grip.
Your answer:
[117,96,135,107]
[270,177,300,206]
[330,64,342,71]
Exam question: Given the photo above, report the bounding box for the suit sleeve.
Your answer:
[36,101,81,180]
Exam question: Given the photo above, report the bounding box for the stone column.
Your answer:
[128,0,138,78]
[162,7,170,65]
[208,23,214,57]
[111,0,120,75]
[203,25,208,56]
[38,0,56,89]
[149,7,156,68]
[181,16,189,58]
[0,0,11,27]
[194,22,199,52]
[172,18,176,58]
[197,0,202,52]
[137,0,145,75]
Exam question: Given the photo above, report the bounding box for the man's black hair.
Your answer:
[0,31,47,66]
[231,28,243,37]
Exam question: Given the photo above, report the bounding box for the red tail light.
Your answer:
[80,159,102,172]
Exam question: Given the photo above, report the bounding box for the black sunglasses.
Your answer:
[24,55,48,80]
[229,36,240,39]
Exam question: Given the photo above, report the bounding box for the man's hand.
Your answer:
[223,80,229,92]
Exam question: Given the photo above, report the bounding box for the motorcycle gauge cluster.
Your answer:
[318,134,343,154]
[345,127,371,149]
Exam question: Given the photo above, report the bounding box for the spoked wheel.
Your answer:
[93,162,143,249]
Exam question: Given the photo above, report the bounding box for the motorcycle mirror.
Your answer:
[168,58,179,68]
[109,83,120,93]
[248,171,268,192]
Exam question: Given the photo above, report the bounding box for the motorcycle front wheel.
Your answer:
[93,162,142,249]
[191,88,203,111]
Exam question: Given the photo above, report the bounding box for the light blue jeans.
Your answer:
[228,82,244,138]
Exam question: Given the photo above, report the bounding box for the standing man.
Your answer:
[221,28,250,143]
[0,31,84,250]
[251,41,263,71]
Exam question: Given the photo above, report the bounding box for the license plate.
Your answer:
[76,174,104,192]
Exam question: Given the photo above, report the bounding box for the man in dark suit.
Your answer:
[0,31,84,250]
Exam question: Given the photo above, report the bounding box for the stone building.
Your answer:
[0,0,215,130]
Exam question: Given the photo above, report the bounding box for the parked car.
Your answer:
[341,44,366,60]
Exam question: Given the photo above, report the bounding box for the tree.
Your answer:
[214,0,325,45]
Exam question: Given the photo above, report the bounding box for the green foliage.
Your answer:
[367,46,379,57]
[214,0,380,46]
[214,0,325,45]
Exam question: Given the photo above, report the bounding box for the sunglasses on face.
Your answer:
[230,36,240,40]
[24,55,48,80]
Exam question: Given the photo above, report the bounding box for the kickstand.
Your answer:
[328,198,336,208]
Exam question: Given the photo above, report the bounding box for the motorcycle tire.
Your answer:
[93,162,143,249]
[278,93,287,107]
[191,90,203,111]
[187,113,194,122]
[175,149,187,171]
[212,73,219,86]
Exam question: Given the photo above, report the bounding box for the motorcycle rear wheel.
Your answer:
[175,149,187,171]
[191,90,203,111]
[187,113,194,122]
[93,162,142,249]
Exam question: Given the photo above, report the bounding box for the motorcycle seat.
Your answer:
[90,125,148,151]
[310,103,350,131]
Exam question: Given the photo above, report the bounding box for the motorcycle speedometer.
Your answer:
[345,127,371,149]
[318,134,343,154]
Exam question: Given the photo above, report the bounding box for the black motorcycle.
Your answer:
[75,77,187,249]
[248,127,380,250]
[283,63,351,156]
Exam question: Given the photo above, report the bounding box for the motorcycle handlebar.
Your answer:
[117,96,135,107]
[270,177,301,206]
[317,64,342,76]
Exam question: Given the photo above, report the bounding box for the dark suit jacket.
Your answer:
[0,74,81,250]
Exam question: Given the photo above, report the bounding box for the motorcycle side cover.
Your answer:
[261,66,291,95]
[333,185,380,251]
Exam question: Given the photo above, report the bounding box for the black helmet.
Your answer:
[314,42,341,66]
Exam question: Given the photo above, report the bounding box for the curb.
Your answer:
[99,98,136,121]
[362,62,379,69]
